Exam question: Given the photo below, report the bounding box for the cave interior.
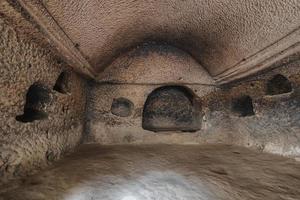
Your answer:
[0,1,300,200]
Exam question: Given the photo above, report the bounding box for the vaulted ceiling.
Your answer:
[13,0,300,83]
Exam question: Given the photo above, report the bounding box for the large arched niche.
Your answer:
[142,85,202,132]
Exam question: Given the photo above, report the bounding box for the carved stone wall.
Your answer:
[0,17,86,185]
[86,53,300,159]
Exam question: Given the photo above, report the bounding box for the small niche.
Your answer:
[142,86,201,132]
[111,98,134,117]
[231,95,254,117]
[53,71,70,94]
[266,74,292,95]
[16,83,51,123]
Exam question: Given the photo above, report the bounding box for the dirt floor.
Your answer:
[1,144,300,200]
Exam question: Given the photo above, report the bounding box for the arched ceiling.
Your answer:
[12,0,300,83]
[97,43,215,85]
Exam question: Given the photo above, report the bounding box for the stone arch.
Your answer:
[16,83,51,123]
[142,86,201,132]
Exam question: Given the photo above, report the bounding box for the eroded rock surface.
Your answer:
[1,144,300,200]
[0,16,86,185]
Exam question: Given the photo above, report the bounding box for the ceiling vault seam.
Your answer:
[40,1,77,50]
[215,26,300,77]
[15,0,95,77]
[12,0,300,84]
[214,27,300,84]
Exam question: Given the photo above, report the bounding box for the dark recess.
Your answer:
[232,95,255,117]
[16,83,51,123]
[142,86,201,132]
[111,97,134,117]
[53,71,70,94]
[266,74,292,95]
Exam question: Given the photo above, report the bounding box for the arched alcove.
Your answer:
[142,86,201,132]
[111,97,134,117]
[231,95,255,117]
[16,83,51,123]
[266,74,292,95]
[53,71,71,94]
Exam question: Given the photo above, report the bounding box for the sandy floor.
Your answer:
[1,144,300,200]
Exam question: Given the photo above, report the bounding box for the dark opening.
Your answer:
[16,83,51,123]
[142,86,201,132]
[111,98,134,117]
[266,74,292,95]
[53,71,70,94]
[232,95,255,117]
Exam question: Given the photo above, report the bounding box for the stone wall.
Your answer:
[0,17,87,185]
[85,43,224,144]
[207,54,300,159]
[86,50,300,159]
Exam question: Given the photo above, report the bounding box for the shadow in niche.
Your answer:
[266,74,292,95]
[142,86,201,132]
[16,83,51,123]
[111,97,134,117]
[231,95,254,117]
[53,71,70,94]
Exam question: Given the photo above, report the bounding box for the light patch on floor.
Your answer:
[1,144,300,200]
[64,171,218,200]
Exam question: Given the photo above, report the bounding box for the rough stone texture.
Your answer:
[43,0,300,78]
[96,42,215,85]
[86,53,300,159]
[0,0,300,194]
[86,84,215,145]
[142,86,201,132]
[85,44,216,144]
[202,55,300,159]
[0,17,87,185]
[1,144,300,200]
[0,0,94,78]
